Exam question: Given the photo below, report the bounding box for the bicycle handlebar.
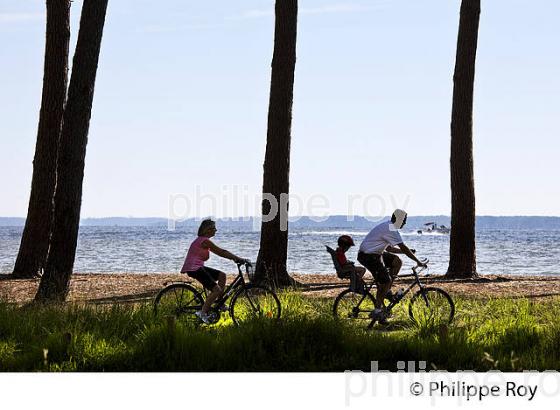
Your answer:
[412,258,429,275]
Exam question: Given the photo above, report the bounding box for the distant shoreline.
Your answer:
[2,215,560,229]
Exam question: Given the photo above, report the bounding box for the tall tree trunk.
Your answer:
[12,0,71,279]
[35,0,109,302]
[446,0,480,279]
[254,0,298,288]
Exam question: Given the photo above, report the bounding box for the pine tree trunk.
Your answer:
[254,0,298,288]
[12,0,71,279]
[35,0,109,302]
[446,0,480,279]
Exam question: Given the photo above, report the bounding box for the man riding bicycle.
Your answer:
[357,209,427,324]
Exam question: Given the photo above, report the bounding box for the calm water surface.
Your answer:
[1,226,559,276]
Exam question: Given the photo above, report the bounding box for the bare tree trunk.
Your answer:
[446,0,480,279]
[254,0,298,288]
[12,0,71,279]
[35,0,109,301]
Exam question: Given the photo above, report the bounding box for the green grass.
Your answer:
[1,293,560,371]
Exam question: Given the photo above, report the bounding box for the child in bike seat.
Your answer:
[336,235,366,288]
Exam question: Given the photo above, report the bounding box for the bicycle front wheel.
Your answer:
[154,283,204,324]
[333,289,375,320]
[230,284,281,325]
[409,287,455,326]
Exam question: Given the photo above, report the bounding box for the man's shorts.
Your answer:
[187,266,222,290]
[357,252,399,285]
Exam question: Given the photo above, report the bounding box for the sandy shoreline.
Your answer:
[1,272,560,304]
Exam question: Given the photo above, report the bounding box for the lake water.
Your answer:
[1,226,559,276]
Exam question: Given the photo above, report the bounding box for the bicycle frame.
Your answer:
[384,271,425,312]
[353,265,429,313]
[201,263,248,311]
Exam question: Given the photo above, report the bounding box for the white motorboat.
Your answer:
[417,222,450,234]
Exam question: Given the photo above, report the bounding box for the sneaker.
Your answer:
[218,304,229,312]
[369,308,384,320]
[384,290,395,302]
[369,308,389,325]
[195,310,211,324]
[378,316,389,325]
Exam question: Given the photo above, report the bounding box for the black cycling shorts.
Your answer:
[187,266,222,290]
[357,252,398,285]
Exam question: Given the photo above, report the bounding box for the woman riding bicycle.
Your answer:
[181,219,247,323]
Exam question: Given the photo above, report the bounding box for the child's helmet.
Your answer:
[337,235,355,247]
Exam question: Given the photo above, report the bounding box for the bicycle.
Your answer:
[332,259,455,329]
[154,261,281,325]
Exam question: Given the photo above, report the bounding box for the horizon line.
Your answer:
[2,214,560,219]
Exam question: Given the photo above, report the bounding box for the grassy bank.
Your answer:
[1,293,559,371]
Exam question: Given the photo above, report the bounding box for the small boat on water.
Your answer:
[417,222,450,234]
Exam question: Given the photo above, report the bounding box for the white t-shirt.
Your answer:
[359,220,403,254]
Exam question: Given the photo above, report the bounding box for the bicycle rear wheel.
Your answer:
[409,287,454,326]
[230,284,281,325]
[153,283,204,325]
[333,289,375,321]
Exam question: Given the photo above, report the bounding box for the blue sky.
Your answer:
[1,0,559,218]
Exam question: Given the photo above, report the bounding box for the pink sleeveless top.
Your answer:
[181,236,210,273]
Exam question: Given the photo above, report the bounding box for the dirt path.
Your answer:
[2,272,560,304]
